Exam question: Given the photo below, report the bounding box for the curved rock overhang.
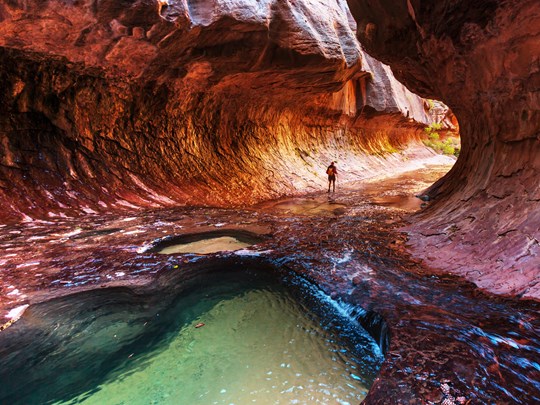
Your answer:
[0,0,437,224]
[4,0,537,300]
[347,0,540,298]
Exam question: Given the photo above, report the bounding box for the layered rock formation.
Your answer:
[1,2,539,403]
[0,0,433,224]
[2,0,536,300]
[346,0,540,299]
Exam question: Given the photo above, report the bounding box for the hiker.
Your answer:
[326,161,337,192]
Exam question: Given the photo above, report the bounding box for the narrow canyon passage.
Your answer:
[1,162,538,404]
[1,0,539,404]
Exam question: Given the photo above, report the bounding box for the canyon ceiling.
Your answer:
[0,0,539,298]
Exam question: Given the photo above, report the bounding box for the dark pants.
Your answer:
[328,175,336,192]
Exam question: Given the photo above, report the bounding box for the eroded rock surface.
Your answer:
[0,165,538,404]
[0,0,434,224]
[347,0,540,299]
[1,1,539,401]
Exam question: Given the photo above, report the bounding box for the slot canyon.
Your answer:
[0,1,538,404]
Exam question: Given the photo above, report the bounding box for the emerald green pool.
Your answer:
[0,269,383,404]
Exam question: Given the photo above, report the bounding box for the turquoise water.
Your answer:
[0,270,383,404]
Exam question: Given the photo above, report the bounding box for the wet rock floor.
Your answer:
[1,164,539,404]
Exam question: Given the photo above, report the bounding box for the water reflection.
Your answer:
[255,198,347,216]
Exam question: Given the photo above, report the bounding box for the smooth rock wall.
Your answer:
[346,0,540,298]
[0,0,433,222]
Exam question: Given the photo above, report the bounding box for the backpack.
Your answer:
[326,166,334,175]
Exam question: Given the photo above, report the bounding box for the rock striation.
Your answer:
[346,0,540,298]
[0,0,436,223]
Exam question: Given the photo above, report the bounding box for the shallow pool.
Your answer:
[0,268,383,404]
[157,236,253,255]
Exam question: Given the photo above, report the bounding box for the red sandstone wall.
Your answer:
[0,0,433,223]
[346,0,540,298]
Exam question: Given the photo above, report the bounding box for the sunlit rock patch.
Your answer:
[144,229,269,255]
